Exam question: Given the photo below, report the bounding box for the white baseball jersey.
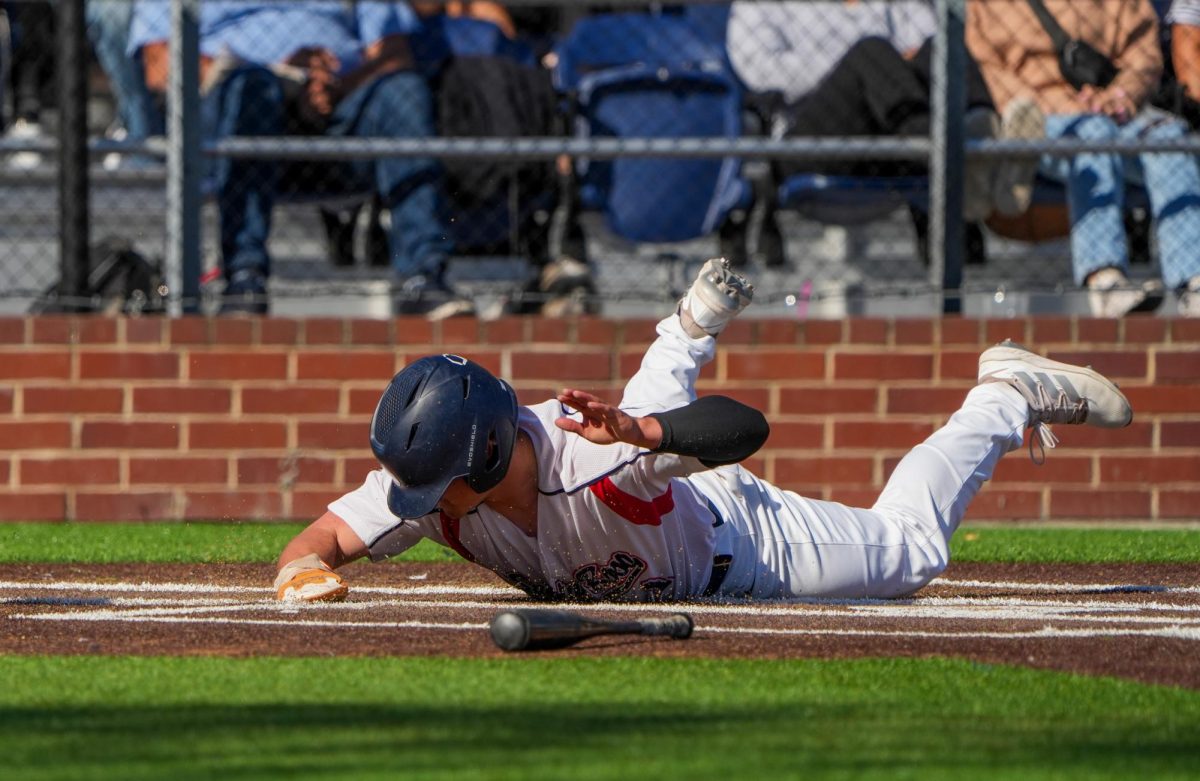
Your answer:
[331,315,1029,601]
[334,400,739,601]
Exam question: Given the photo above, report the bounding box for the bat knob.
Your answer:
[489,610,531,651]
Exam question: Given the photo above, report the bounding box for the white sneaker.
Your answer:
[1086,267,1165,317]
[979,339,1132,461]
[992,97,1045,217]
[678,257,754,338]
[5,119,44,170]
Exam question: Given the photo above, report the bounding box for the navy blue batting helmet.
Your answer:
[369,354,519,518]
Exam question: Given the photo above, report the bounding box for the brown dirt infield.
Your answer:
[2,561,1198,689]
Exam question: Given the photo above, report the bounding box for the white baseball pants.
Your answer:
[623,314,1029,599]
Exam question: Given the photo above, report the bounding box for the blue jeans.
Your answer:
[203,67,453,281]
[86,0,160,141]
[1040,109,1200,289]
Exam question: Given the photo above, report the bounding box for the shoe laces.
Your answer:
[1028,421,1059,465]
[1026,379,1085,464]
[982,371,1086,464]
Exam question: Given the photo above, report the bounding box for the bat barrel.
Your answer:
[490,609,695,651]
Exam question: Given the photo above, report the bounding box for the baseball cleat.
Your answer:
[678,257,754,339]
[978,340,1132,460]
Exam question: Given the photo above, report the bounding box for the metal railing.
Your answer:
[3,0,1198,317]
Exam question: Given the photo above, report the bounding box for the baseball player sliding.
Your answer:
[274,259,1132,603]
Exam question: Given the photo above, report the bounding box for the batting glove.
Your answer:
[678,257,754,339]
[274,553,349,602]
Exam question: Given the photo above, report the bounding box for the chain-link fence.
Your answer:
[3,0,1200,318]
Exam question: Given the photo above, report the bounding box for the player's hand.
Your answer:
[293,47,341,120]
[274,553,349,602]
[554,389,663,449]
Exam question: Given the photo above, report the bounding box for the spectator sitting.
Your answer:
[728,0,1045,223]
[129,0,471,318]
[87,0,163,168]
[967,0,1200,318]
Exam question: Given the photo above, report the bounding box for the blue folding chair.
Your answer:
[776,174,930,226]
[552,12,751,245]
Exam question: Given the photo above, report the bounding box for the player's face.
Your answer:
[436,479,485,520]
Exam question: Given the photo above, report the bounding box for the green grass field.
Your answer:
[3,521,1200,564]
[2,522,1198,780]
[1,656,1198,781]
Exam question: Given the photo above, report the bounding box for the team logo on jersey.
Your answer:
[556,551,665,601]
[639,577,674,601]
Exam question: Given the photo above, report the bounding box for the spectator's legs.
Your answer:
[779,37,935,181]
[1121,110,1200,290]
[5,1,55,168]
[1040,114,1128,286]
[783,37,997,219]
[8,0,55,124]
[784,37,929,141]
[907,37,995,112]
[912,36,1047,219]
[85,0,159,142]
[328,72,453,281]
[203,67,281,285]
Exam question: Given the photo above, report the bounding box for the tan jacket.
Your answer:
[966,0,1163,114]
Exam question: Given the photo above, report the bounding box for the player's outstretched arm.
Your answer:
[556,390,768,466]
[274,511,368,602]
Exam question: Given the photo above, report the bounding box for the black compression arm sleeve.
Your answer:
[649,395,769,467]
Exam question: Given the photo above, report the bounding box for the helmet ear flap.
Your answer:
[466,416,517,494]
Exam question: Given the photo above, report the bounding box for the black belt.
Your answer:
[702,498,732,597]
[702,554,733,597]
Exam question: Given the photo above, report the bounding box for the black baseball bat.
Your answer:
[489,608,694,651]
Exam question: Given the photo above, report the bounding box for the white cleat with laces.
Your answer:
[978,340,1132,461]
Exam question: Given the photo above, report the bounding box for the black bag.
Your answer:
[32,236,168,315]
[1027,0,1119,89]
[436,55,559,206]
[1058,39,1120,90]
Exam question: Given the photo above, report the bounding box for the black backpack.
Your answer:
[436,55,559,206]
[32,236,169,315]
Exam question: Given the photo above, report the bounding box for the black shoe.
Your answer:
[393,275,475,320]
[321,207,357,268]
[538,257,597,317]
[221,269,268,315]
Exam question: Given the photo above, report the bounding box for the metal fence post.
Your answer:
[58,0,89,309]
[167,0,202,316]
[930,0,966,314]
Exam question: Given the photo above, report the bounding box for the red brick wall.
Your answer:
[1,315,1197,523]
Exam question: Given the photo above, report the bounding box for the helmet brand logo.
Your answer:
[444,354,467,365]
[466,422,478,468]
